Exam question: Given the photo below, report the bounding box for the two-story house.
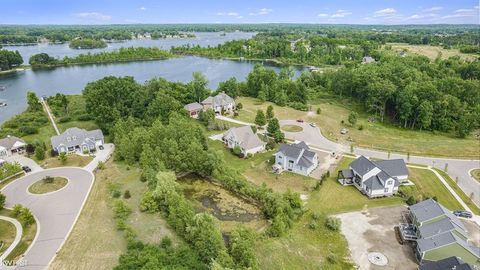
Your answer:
[222,126,266,156]
[274,141,318,176]
[51,127,104,154]
[201,92,235,114]
[0,135,26,158]
[337,155,408,198]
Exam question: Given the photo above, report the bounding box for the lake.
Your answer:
[0,56,305,124]
[4,32,256,63]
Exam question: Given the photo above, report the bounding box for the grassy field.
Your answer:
[281,124,303,132]
[233,97,479,158]
[405,167,463,211]
[471,169,480,182]
[0,219,16,256]
[51,160,176,270]
[388,43,478,61]
[28,177,68,194]
[38,154,93,169]
[434,168,480,215]
[0,209,37,262]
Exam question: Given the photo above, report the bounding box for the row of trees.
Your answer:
[0,49,23,71]
[69,38,107,49]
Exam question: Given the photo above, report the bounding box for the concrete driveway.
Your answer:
[1,168,94,270]
[5,156,43,174]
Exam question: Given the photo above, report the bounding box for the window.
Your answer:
[66,137,71,142]
[387,180,393,185]
[384,188,389,193]
[72,136,77,140]
[289,160,294,164]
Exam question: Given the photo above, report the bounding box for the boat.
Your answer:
[0,99,7,107]
[0,85,5,91]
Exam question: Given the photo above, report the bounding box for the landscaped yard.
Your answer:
[0,209,37,262]
[39,154,93,169]
[233,97,479,158]
[28,177,68,194]
[471,169,480,182]
[51,160,177,270]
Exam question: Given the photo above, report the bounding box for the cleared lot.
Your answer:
[336,205,418,270]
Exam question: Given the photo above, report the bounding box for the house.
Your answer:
[184,102,203,119]
[223,126,266,156]
[274,141,318,176]
[51,127,104,154]
[362,56,376,64]
[337,156,408,198]
[400,199,480,266]
[0,135,27,158]
[201,92,235,114]
[418,256,474,270]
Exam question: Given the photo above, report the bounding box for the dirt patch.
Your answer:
[462,219,480,247]
[336,205,418,270]
[309,150,335,179]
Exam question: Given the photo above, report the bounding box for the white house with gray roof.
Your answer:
[338,155,408,198]
[223,126,265,156]
[403,199,480,266]
[0,135,26,158]
[51,127,104,154]
[274,141,318,176]
[201,92,235,114]
[184,102,203,118]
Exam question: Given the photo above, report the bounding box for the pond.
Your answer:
[178,175,267,233]
[0,56,305,124]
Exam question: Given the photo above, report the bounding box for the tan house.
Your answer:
[0,135,27,158]
[201,92,235,114]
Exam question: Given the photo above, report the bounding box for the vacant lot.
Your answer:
[336,206,418,270]
[388,43,478,61]
[233,97,479,158]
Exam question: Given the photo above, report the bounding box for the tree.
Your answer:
[199,108,215,126]
[0,192,5,210]
[190,72,209,103]
[232,145,242,157]
[27,91,42,111]
[254,110,266,126]
[217,77,239,98]
[417,100,433,130]
[267,118,280,136]
[187,213,227,264]
[348,111,358,126]
[34,144,45,160]
[0,49,23,71]
[266,105,274,120]
[29,53,57,66]
[229,227,258,269]
[59,152,67,165]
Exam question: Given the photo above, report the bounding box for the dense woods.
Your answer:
[0,49,23,71]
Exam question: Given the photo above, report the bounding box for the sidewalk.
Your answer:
[40,97,60,136]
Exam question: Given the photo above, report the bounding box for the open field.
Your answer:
[471,169,480,182]
[233,97,479,158]
[51,160,176,270]
[434,168,480,215]
[0,209,37,262]
[388,43,478,61]
[0,219,16,256]
[28,177,68,194]
[405,167,463,211]
[39,154,93,169]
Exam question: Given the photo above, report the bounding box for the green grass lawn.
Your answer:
[0,209,37,262]
[405,167,464,211]
[281,124,303,132]
[434,168,480,215]
[28,177,68,194]
[234,96,479,158]
[0,219,16,256]
[471,169,480,183]
[38,154,93,169]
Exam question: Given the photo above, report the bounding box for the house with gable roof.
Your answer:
[274,141,318,176]
[0,135,27,158]
[222,126,266,156]
[51,127,104,154]
[201,92,235,114]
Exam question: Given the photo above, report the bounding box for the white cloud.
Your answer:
[139,7,147,11]
[74,12,111,21]
[318,9,352,18]
[423,6,442,12]
[406,13,438,20]
[216,11,242,19]
[249,8,273,16]
[374,8,396,17]
[442,8,477,19]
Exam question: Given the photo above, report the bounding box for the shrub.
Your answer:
[124,190,131,199]
[311,212,321,220]
[309,221,317,230]
[316,107,321,114]
[232,145,243,157]
[19,207,35,226]
[58,152,67,165]
[236,103,243,110]
[77,114,93,121]
[18,126,38,135]
[58,116,72,123]
[406,196,417,205]
[325,216,341,231]
[112,189,122,198]
[327,253,338,264]
[11,204,23,217]
[265,140,276,150]
[0,193,5,210]
[96,161,105,170]
[43,176,54,184]
[287,102,308,111]
[358,125,364,130]
[34,145,46,160]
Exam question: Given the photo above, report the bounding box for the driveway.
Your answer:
[5,156,43,174]
[1,167,94,270]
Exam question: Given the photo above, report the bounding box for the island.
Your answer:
[69,38,107,49]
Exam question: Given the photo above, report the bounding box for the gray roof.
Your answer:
[419,256,474,270]
[279,144,304,160]
[202,92,234,107]
[184,102,203,111]
[417,231,480,258]
[51,127,103,149]
[277,141,317,168]
[223,126,265,151]
[418,217,468,239]
[0,136,26,150]
[364,175,385,190]
[409,199,457,224]
[340,169,354,178]
[350,156,378,176]
[374,159,408,177]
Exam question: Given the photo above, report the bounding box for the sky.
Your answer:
[1,0,479,25]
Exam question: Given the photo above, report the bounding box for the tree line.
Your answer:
[0,49,22,71]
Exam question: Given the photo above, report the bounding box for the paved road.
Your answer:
[0,216,23,267]
[1,168,94,270]
[220,117,480,207]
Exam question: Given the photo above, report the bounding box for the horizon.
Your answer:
[2,0,479,25]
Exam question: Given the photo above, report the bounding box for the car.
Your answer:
[309,123,316,127]
[22,166,31,173]
[98,145,104,150]
[340,128,348,134]
[296,119,304,123]
[453,210,472,218]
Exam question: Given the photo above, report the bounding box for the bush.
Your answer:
[96,161,105,170]
[124,190,131,199]
[406,196,417,205]
[309,221,317,230]
[58,116,72,123]
[11,204,23,217]
[34,145,46,160]
[287,102,308,111]
[311,212,321,220]
[327,253,338,264]
[77,114,93,121]
[316,107,321,114]
[358,125,364,130]
[112,189,121,198]
[19,207,35,226]
[236,103,243,110]
[266,140,276,150]
[18,126,38,135]
[43,176,54,184]
[0,193,5,210]
[232,145,243,157]
[325,216,341,231]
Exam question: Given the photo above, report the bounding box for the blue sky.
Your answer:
[2,0,479,24]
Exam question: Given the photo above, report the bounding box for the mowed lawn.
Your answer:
[38,154,93,169]
[388,43,478,61]
[51,160,178,270]
[233,97,479,158]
